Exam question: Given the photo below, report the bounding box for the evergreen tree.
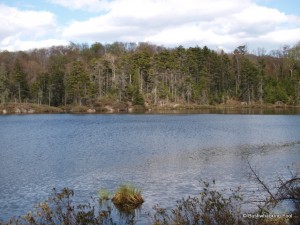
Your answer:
[47,55,66,106]
[0,41,299,107]
[11,59,29,102]
[240,58,259,103]
[0,63,9,104]
[66,61,89,105]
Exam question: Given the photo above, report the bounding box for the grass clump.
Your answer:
[112,184,144,212]
[98,188,111,201]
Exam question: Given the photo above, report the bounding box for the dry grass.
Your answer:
[112,184,144,212]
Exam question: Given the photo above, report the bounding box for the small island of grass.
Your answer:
[112,184,144,212]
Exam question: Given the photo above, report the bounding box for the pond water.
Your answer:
[0,114,300,223]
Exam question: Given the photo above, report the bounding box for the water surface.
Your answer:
[0,114,299,223]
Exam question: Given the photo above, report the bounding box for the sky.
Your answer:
[0,0,299,52]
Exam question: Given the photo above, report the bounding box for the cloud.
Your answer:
[61,0,300,51]
[0,4,64,51]
[1,0,300,51]
[62,0,248,41]
[0,4,56,38]
[1,37,69,51]
[260,28,300,44]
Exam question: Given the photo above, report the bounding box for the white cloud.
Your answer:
[260,28,300,44]
[0,4,56,38]
[232,5,288,34]
[1,37,69,51]
[0,4,63,51]
[62,0,249,40]
[1,0,300,51]
[61,0,300,51]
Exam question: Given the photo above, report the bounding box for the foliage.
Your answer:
[0,62,9,104]
[132,89,145,106]
[66,61,90,105]
[0,41,299,108]
[2,174,299,225]
[152,181,244,225]
[10,59,29,102]
[151,179,298,225]
[4,188,115,225]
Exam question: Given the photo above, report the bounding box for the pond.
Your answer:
[0,114,300,223]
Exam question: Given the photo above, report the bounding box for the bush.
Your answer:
[152,181,244,225]
[4,188,115,225]
[3,174,299,225]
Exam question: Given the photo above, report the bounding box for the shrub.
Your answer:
[3,188,115,225]
[152,181,244,225]
[3,175,299,225]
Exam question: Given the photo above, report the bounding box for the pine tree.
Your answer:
[0,63,9,104]
[11,60,29,102]
[66,61,89,105]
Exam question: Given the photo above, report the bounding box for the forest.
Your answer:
[0,41,299,111]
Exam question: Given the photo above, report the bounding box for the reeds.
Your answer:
[98,188,110,201]
[112,184,144,211]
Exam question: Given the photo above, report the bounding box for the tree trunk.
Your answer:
[18,83,21,103]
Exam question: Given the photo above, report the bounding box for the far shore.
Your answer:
[1,102,300,115]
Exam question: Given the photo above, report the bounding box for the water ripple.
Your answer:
[0,114,299,222]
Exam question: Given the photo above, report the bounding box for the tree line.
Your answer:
[0,41,299,107]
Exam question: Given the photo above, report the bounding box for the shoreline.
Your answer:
[1,102,300,115]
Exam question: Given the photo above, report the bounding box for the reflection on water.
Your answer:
[0,114,299,223]
[146,107,300,115]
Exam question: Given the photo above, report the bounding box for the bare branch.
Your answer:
[247,160,277,203]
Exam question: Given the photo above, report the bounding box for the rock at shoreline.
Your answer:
[2,109,7,114]
[87,108,96,113]
[15,108,21,113]
[104,106,114,113]
[28,109,35,114]
[21,108,27,113]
